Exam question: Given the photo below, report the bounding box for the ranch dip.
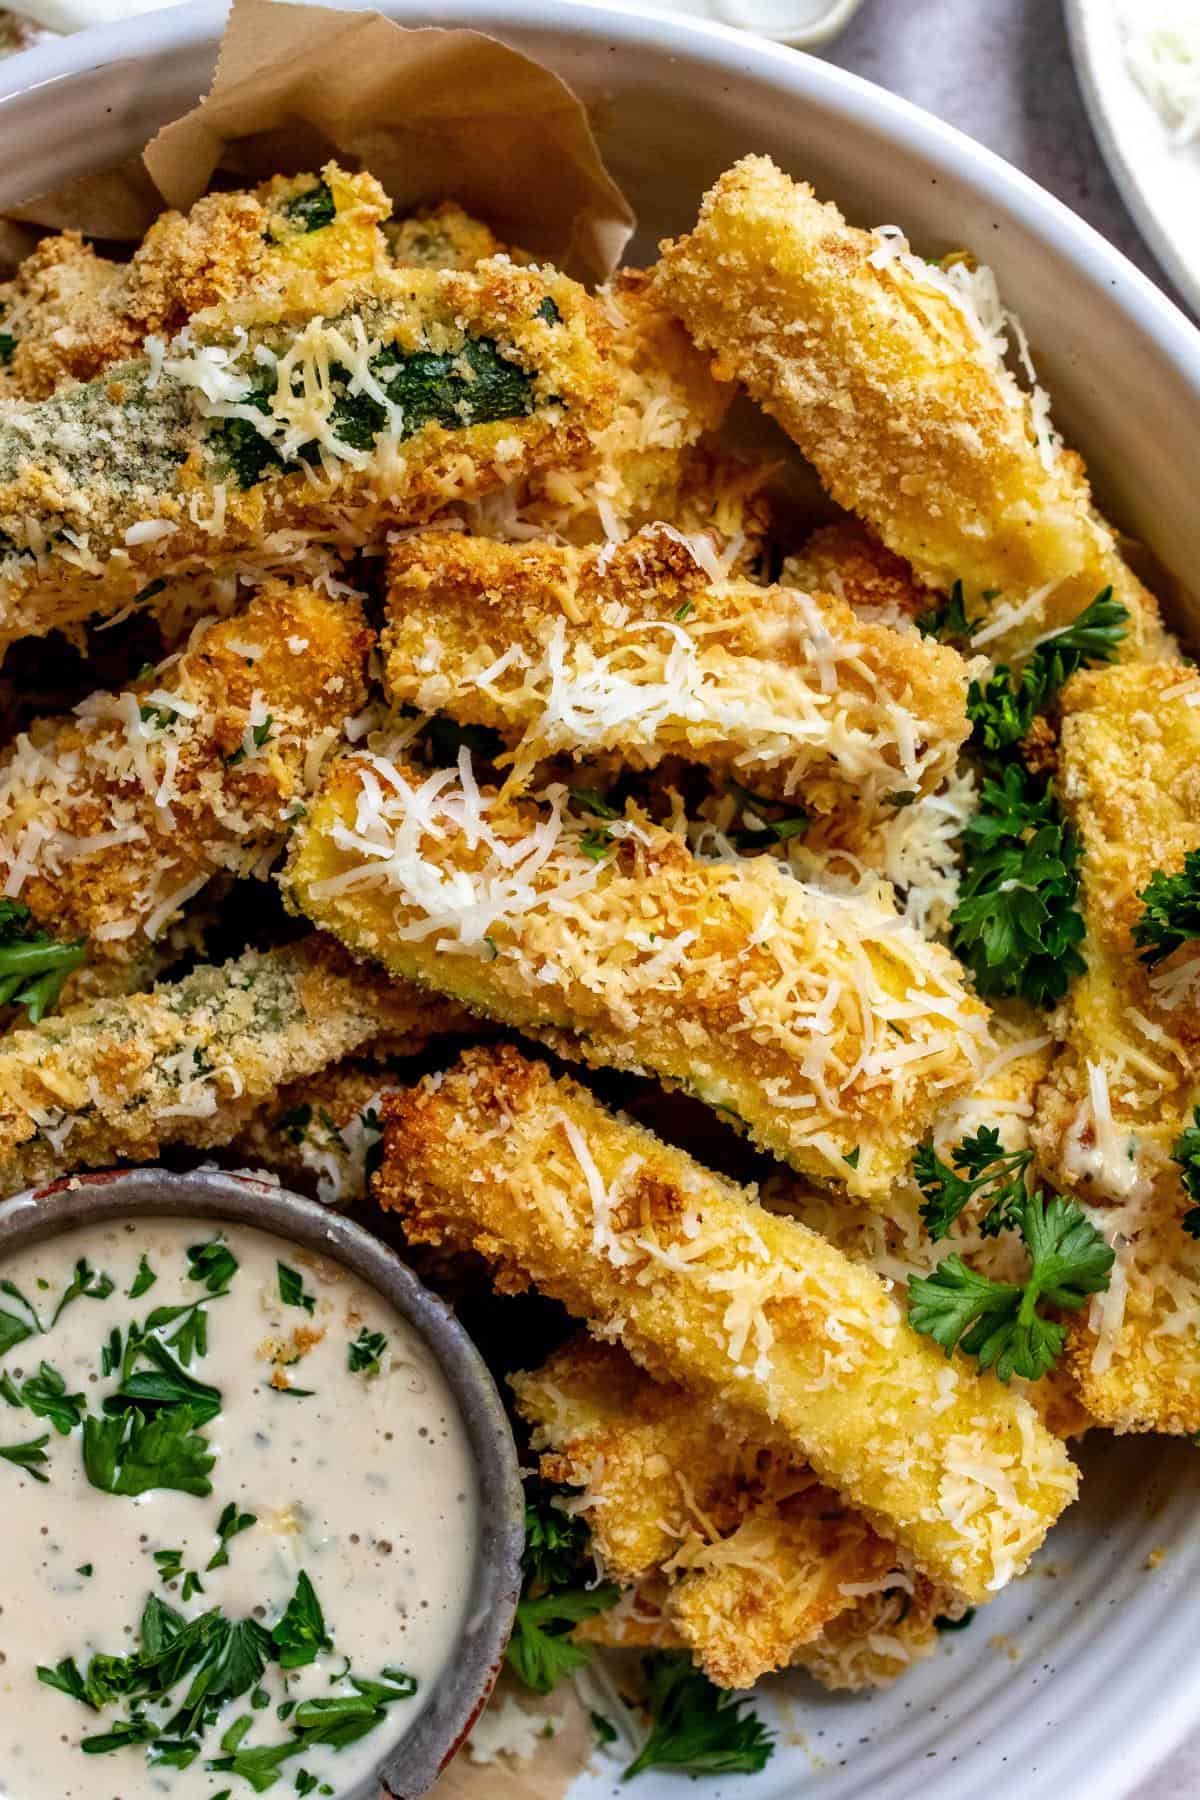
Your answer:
[0,1215,478,1799]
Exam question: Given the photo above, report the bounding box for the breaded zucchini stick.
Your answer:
[382,524,971,808]
[577,1563,961,1693]
[0,165,391,400]
[288,750,988,1196]
[653,156,1169,662]
[1032,662,1200,1432]
[0,935,437,1195]
[377,1045,1078,1600]
[0,581,369,965]
[514,1336,898,1689]
[467,267,737,547]
[783,519,936,629]
[386,202,508,271]
[0,259,612,651]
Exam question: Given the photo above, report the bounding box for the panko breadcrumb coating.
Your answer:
[513,1336,900,1689]
[377,1044,1079,1601]
[0,257,613,652]
[0,165,391,400]
[1032,662,1200,1433]
[653,155,1170,663]
[783,519,936,629]
[0,581,370,963]
[386,202,509,270]
[0,935,435,1196]
[382,523,971,809]
[288,750,988,1197]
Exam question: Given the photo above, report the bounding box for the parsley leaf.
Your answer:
[103,1334,221,1426]
[17,1360,86,1434]
[128,1254,157,1299]
[348,1328,387,1375]
[727,779,809,849]
[207,1501,258,1572]
[83,1405,215,1498]
[908,1190,1114,1381]
[187,1238,238,1295]
[50,1257,114,1326]
[579,827,613,861]
[506,1585,621,1694]
[950,766,1086,1007]
[1132,848,1200,968]
[914,1126,1034,1240]
[916,579,975,642]
[271,1572,332,1669]
[282,179,336,233]
[277,1263,315,1315]
[0,1433,50,1481]
[966,588,1128,754]
[568,787,620,820]
[622,1653,775,1780]
[1173,1108,1200,1238]
[0,898,86,1024]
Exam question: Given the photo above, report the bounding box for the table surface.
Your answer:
[821,3,1194,1794]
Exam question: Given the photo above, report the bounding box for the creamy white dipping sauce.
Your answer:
[0,1215,478,1799]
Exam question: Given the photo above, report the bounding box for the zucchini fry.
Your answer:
[653,156,1169,662]
[382,524,971,808]
[513,1336,898,1689]
[783,519,936,629]
[0,935,435,1195]
[466,268,737,547]
[1032,662,1200,1432]
[386,202,508,271]
[0,581,370,967]
[0,165,391,400]
[287,750,988,1197]
[0,258,612,651]
[376,1044,1078,1601]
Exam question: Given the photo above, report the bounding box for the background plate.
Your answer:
[1067,0,1200,316]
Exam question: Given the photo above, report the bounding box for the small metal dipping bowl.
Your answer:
[0,1165,525,1800]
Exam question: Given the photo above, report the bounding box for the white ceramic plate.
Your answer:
[0,5,1199,1796]
[1067,0,1200,315]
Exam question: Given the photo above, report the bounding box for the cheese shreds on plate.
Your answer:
[376,1044,1078,1601]
[287,746,990,1198]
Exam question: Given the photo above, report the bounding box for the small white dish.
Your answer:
[1067,0,1200,314]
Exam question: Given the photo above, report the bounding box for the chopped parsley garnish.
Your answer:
[282,179,336,233]
[592,1711,618,1746]
[6,1359,87,1434]
[506,1490,619,1695]
[0,1433,50,1482]
[1132,848,1200,968]
[271,1572,333,1669]
[154,1548,205,1603]
[225,715,273,768]
[727,780,808,850]
[51,1257,115,1325]
[0,899,86,1024]
[83,1405,216,1499]
[207,1501,258,1572]
[568,787,620,820]
[1173,1108,1200,1238]
[128,1254,157,1299]
[914,1126,1035,1240]
[622,1653,775,1781]
[77,1563,93,1577]
[187,1238,239,1295]
[916,579,975,642]
[579,827,614,861]
[0,331,15,365]
[348,1328,387,1375]
[277,1263,316,1315]
[277,1103,313,1145]
[908,1189,1114,1381]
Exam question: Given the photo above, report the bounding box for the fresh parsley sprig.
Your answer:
[965,588,1127,754]
[505,1490,619,1696]
[622,1653,775,1781]
[1173,1108,1200,1238]
[914,1126,1035,1240]
[908,1190,1114,1381]
[0,898,86,1024]
[1132,848,1200,968]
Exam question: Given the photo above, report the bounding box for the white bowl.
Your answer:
[0,8,1198,1798]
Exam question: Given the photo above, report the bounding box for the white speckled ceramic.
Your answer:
[0,8,1198,1796]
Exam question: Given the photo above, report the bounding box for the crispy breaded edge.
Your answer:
[652,154,1168,663]
[376,1044,1077,1601]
